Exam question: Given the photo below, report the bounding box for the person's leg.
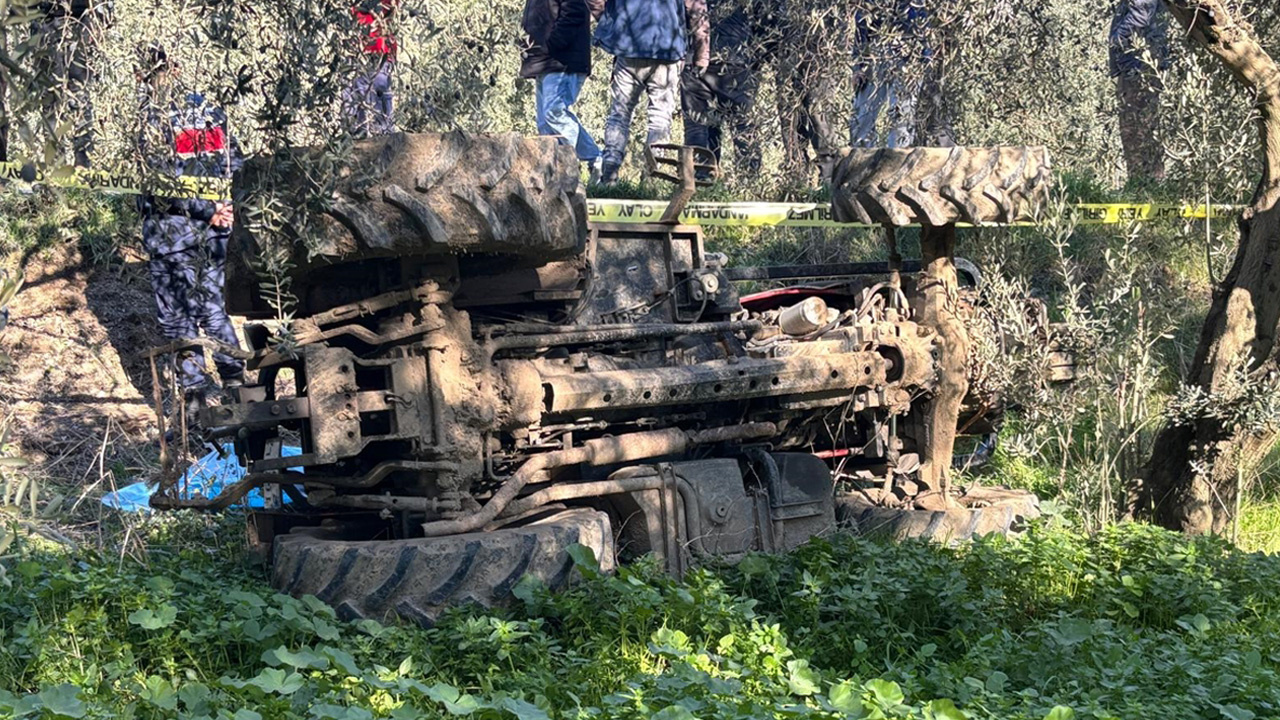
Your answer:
[534,73,553,136]
[885,79,918,148]
[681,66,715,152]
[560,73,601,163]
[642,60,680,146]
[190,229,245,383]
[343,63,376,137]
[602,57,645,181]
[1117,72,1166,181]
[850,59,890,147]
[67,14,96,166]
[372,60,394,135]
[148,251,206,390]
[538,71,598,161]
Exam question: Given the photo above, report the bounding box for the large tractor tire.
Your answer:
[227,132,589,314]
[271,508,614,625]
[830,146,1052,227]
[835,487,1040,544]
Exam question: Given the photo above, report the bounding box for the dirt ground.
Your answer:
[1,240,164,483]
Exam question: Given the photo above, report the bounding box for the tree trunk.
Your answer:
[915,224,969,507]
[1136,0,1280,534]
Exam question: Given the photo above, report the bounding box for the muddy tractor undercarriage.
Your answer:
[149,134,1059,623]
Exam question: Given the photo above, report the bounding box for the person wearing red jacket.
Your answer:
[346,0,397,137]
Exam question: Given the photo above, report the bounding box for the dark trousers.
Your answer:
[147,230,243,389]
[681,61,761,174]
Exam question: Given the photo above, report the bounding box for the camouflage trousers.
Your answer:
[147,231,244,390]
[1117,72,1166,181]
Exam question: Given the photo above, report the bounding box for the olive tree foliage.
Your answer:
[0,0,1265,189]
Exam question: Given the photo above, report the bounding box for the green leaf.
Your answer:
[311,704,375,720]
[1215,704,1256,720]
[985,670,1008,694]
[787,659,821,696]
[566,544,600,574]
[145,576,176,594]
[232,710,263,720]
[128,604,178,630]
[141,675,177,710]
[322,646,362,676]
[737,554,771,578]
[828,681,864,716]
[511,574,544,605]
[263,645,329,670]
[925,699,968,720]
[425,682,482,715]
[36,684,86,719]
[651,706,697,720]
[1053,618,1093,645]
[498,697,551,720]
[246,667,305,695]
[177,682,211,715]
[1043,706,1075,720]
[863,679,904,707]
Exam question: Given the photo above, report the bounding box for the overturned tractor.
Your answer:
[150,133,1059,623]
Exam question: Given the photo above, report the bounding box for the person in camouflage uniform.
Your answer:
[1109,0,1168,181]
[31,0,111,167]
[136,46,245,399]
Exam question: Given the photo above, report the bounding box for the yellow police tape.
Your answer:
[2,159,1237,227]
[0,160,231,201]
[587,199,1236,228]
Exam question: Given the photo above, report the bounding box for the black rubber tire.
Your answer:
[835,488,1040,543]
[830,146,1052,227]
[228,131,589,311]
[271,508,614,625]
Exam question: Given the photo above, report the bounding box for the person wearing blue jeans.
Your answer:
[535,71,600,165]
[521,0,605,173]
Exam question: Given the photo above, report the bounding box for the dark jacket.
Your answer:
[1109,0,1168,77]
[520,0,605,78]
[36,0,108,19]
[594,0,710,67]
[137,90,243,257]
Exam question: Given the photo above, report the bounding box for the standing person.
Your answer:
[135,46,245,407]
[32,0,112,167]
[774,0,840,182]
[1110,0,1168,181]
[680,0,772,176]
[520,0,606,177]
[594,0,710,185]
[346,0,397,137]
[848,0,931,148]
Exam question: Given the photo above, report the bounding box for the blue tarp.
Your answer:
[102,444,303,512]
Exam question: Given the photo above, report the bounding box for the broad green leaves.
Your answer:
[127,604,178,630]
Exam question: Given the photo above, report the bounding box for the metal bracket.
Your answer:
[644,143,718,224]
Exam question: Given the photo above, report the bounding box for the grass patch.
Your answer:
[2,518,1279,719]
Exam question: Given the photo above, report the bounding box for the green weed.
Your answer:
[1,521,1278,719]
